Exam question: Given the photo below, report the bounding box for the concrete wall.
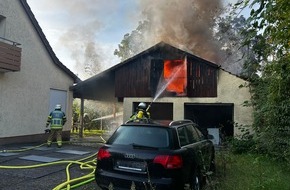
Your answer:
[0,0,74,140]
[123,69,253,136]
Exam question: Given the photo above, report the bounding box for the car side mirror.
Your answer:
[207,134,214,140]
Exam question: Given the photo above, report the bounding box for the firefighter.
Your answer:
[46,104,67,148]
[128,102,150,123]
[83,113,91,131]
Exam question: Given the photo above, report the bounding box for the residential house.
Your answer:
[0,0,80,145]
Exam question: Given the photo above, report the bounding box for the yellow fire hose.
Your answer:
[0,141,103,189]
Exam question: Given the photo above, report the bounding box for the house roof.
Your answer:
[72,41,219,100]
[20,0,81,83]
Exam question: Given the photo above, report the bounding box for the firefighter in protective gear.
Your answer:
[127,102,150,123]
[46,104,67,148]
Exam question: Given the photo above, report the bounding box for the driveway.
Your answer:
[0,138,104,190]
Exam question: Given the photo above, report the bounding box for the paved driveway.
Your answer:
[0,140,103,190]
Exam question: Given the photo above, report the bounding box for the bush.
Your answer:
[228,123,256,154]
[229,137,255,154]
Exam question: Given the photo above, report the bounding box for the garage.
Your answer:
[184,103,234,144]
[132,102,173,121]
[73,42,253,138]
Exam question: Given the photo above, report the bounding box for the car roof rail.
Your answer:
[169,119,193,126]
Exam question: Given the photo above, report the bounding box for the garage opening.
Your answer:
[184,103,234,144]
[132,102,173,121]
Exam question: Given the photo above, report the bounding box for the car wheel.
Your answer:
[189,170,200,190]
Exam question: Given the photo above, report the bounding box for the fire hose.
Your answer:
[0,141,102,190]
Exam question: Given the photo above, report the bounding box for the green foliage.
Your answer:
[114,20,150,61]
[212,152,290,190]
[228,123,256,154]
[72,100,121,131]
[214,11,257,75]
[72,100,80,122]
[235,0,290,163]
[71,129,108,136]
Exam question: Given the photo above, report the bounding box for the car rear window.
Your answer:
[107,126,170,148]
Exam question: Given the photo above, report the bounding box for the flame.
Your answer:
[164,58,187,95]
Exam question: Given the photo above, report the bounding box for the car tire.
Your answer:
[189,169,200,190]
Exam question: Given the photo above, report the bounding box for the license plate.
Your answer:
[115,160,147,172]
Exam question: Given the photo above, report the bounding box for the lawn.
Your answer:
[206,150,290,190]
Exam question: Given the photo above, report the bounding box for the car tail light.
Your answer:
[97,148,111,160]
[153,155,183,169]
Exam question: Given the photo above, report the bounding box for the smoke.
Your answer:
[52,0,227,78]
[58,21,103,79]
[138,0,225,64]
[51,0,133,79]
[29,0,237,79]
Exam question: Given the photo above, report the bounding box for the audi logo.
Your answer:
[124,153,136,159]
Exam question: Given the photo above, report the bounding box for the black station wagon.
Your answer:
[95,119,215,190]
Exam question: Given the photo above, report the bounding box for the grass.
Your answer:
[71,129,110,137]
[206,150,290,190]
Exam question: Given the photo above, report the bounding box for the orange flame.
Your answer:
[164,58,187,95]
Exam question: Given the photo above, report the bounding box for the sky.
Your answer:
[26,0,240,80]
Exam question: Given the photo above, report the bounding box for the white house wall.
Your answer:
[0,0,74,139]
[123,69,253,136]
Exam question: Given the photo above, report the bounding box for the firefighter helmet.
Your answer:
[138,102,147,110]
[55,104,62,110]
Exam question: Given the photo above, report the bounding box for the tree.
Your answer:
[115,1,254,75]
[235,0,290,162]
[214,12,257,76]
[114,0,225,65]
[114,21,149,61]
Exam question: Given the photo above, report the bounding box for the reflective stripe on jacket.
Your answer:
[47,110,66,129]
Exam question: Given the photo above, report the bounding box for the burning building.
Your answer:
[72,42,253,143]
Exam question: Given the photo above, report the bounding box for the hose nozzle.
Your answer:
[146,102,153,112]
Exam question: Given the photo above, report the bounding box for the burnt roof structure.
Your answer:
[72,41,219,100]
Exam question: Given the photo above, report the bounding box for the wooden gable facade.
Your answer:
[114,42,218,99]
[73,42,253,140]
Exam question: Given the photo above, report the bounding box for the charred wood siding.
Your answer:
[114,45,217,98]
[187,59,217,97]
[115,56,151,97]
[150,59,163,97]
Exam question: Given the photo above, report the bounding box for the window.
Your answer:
[193,126,204,140]
[178,126,189,146]
[164,59,187,96]
[184,124,205,143]
[108,126,170,148]
[0,15,6,38]
[178,124,205,146]
[185,125,198,143]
